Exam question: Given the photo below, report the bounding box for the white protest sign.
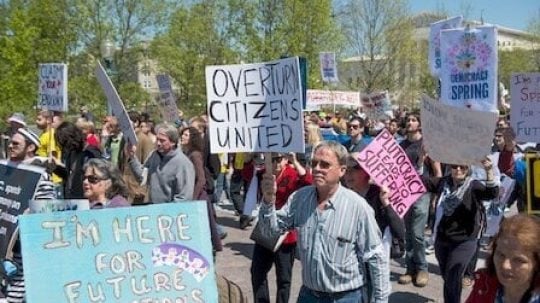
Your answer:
[440,26,498,112]
[307,89,360,108]
[38,63,68,112]
[156,74,180,124]
[319,52,339,83]
[429,16,463,77]
[361,91,393,120]
[205,57,304,153]
[510,73,540,143]
[95,62,138,145]
[421,95,497,165]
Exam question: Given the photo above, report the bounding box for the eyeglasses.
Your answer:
[83,175,107,184]
[348,124,360,130]
[450,165,468,170]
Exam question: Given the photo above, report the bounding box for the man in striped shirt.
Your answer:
[259,141,389,303]
[2,128,56,303]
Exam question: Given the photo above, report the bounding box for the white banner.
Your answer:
[156,74,180,124]
[319,52,339,83]
[205,57,304,153]
[429,16,463,77]
[510,73,540,143]
[440,26,498,112]
[306,89,360,108]
[421,95,497,165]
[361,91,393,120]
[95,62,138,145]
[38,63,68,112]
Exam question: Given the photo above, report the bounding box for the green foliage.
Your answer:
[498,49,537,88]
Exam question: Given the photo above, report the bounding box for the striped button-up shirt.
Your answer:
[259,184,390,302]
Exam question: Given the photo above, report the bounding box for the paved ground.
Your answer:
[213,203,503,303]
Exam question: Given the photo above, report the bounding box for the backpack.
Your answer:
[217,275,247,303]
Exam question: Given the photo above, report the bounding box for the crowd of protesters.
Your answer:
[0,104,539,303]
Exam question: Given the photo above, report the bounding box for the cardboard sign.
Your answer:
[421,95,497,165]
[440,26,498,111]
[525,153,540,215]
[0,161,42,258]
[319,52,339,83]
[95,62,138,145]
[429,16,463,77]
[156,74,180,124]
[38,63,68,112]
[361,91,393,120]
[356,129,426,217]
[510,73,540,143]
[19,202,218,303]
[206,57,304,153]
[306,89,360,108]
[29,199,90,214]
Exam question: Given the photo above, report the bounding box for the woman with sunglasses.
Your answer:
[82,158,130,209]
[427,158,498,303]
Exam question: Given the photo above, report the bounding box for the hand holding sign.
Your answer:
[261,173,277,205]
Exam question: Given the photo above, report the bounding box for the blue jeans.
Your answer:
[297,286,362,303]
[213,172,229,204]
[404,192,430,273]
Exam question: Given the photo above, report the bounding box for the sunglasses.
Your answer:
[450,165,468,170]
[83,175,107,184]
[272,157,283,163]
[348,124,360,130]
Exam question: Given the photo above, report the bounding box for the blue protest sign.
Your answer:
[19,202,217,303]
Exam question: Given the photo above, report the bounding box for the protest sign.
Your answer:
[38,63,68,112]
[29,199,89,213]
[525,153,540,215]
[206,57,304,153]
[428,16,463,77]
[319,52,338,83]
[510,73,540,143]
[0,161,42,258]
[156,74,180,124]
[361,91,393,120]
[19,202,218,303]
[356,129,426,217]
[440,26,498,111]
[95,61,138,145]
[421,95,497,165]
[307,89,360,108]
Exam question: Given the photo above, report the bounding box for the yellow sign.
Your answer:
[525,153,540,215]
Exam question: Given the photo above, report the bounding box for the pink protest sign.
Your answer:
[356,129,426,217]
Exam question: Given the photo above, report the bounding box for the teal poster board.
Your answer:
[19,202,217,303]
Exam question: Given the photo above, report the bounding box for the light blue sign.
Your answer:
[19,202,217,303]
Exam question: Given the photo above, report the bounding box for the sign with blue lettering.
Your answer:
[19,202,218,303]
[38,63,68,112]
[0,161,42,259]
[429,16,463,77]
[440,26,498,112]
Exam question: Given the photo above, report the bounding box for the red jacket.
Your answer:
[465,270,499,303]
[275,165,312,245]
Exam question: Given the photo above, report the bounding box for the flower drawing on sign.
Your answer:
[447,31,492,74]
[456,51,476,69]
[152,243,210,282]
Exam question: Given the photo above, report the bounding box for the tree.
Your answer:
[338,0,417,94]
[527,9,540,70]
[0,0,78,122]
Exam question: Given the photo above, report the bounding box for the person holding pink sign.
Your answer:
[427,158,498,303]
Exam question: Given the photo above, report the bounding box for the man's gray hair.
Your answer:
[156,122,179,144]
[313,141,349,166]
